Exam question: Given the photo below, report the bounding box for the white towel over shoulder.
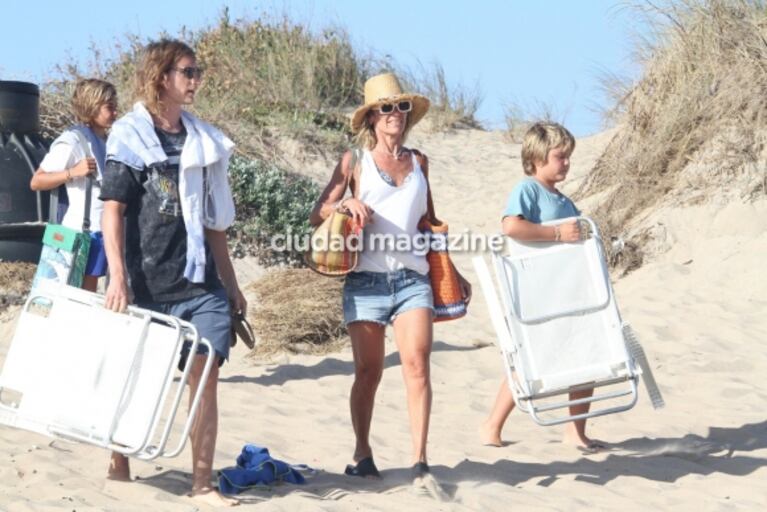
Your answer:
[106,102,236,283]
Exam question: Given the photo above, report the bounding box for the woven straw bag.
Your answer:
[305,211,361,276]
[305,149,363,276]
[419,219,467,322]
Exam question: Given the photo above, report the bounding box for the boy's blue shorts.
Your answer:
[85,232,108,277]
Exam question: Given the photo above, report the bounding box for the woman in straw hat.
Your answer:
[310,73,471,480]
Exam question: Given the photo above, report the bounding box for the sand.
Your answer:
[0,126,765,511]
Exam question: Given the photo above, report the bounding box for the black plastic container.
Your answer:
[0,81,51,263]
[0,81,40,134]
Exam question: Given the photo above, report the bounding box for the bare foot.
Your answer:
[563,432,607,453]
[190,488,239,507]
[479,421,503,447]
[107,453,131,481]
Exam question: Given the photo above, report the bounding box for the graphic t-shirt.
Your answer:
[100,126,222,303]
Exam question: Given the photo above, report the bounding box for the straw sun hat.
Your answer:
[350,73,430,134]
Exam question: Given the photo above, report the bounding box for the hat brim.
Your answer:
[350,93,430,134]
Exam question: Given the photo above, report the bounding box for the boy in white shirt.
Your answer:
[30,78,118,291]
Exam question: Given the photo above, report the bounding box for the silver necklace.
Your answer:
[374,146,405,160]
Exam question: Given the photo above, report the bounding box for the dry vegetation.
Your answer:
[0,262,35,312]
[400,62,483,131]
[38,10,482,165]
[245,269,347,357]
[574,0,767,273]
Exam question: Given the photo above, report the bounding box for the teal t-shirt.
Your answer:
[503,177,580,223]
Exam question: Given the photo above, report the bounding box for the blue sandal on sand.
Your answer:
[344,457,381,478]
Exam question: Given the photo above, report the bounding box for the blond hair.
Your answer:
[71,79,117,125]
[521,122,575,176]
[135,39,195,115]
[352,109,416,150]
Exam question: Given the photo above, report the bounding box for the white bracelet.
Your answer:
[554,225,561,242]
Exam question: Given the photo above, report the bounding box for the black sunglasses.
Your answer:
[376,100,412,114]
[172,66,204,80]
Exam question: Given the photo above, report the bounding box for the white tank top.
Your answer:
[356,149,429,275]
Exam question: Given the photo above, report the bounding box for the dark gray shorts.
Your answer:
[138,287,231,370]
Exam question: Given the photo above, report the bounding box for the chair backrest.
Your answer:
[499,237,611,324]
[0,284,185,456]
[491,218,630,391]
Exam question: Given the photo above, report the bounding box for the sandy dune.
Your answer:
[1,126,765,511]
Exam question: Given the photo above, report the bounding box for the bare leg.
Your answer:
[186,355,237,507]
[348,322,386,464]
[392,308,433,465]
[563,387,604,449]
[107,452,131,481]
[480,377,516,447]
[82,275,99,293]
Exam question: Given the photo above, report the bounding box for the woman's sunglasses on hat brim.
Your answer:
[375,100,412,115]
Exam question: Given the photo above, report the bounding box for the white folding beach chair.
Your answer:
[0,282,214,460]
[473,217,663,426]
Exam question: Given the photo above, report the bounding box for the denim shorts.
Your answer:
[343,268,434,326]
[138,287,231,370]
[85,232,108,277]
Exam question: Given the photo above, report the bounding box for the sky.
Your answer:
[0,0,647,136]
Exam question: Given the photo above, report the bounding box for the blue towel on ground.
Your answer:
[219,444,307,495]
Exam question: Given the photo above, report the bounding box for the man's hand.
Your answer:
[228,286,248,316]
[105,276,130,313]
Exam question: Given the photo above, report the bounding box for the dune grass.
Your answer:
[38,11,482,160]
[572,0,767,273]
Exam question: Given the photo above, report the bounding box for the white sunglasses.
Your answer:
[375,100,412,114]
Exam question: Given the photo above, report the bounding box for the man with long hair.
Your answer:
[101,39,244,507]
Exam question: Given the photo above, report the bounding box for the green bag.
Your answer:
[31,224,91,288]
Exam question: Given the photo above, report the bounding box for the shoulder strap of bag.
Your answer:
[48,186,61,224]
[202,165,210,220]
[411,148,437,224]
[203,165,208,202]
[348,147,363,199]
[71,129,94,233]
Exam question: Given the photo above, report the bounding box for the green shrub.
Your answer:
[228,155,319,265]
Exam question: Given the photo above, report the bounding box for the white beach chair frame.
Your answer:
[473,217,643,426]
[0,283,214,460]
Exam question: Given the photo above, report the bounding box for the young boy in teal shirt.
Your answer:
[480,122,605,452]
